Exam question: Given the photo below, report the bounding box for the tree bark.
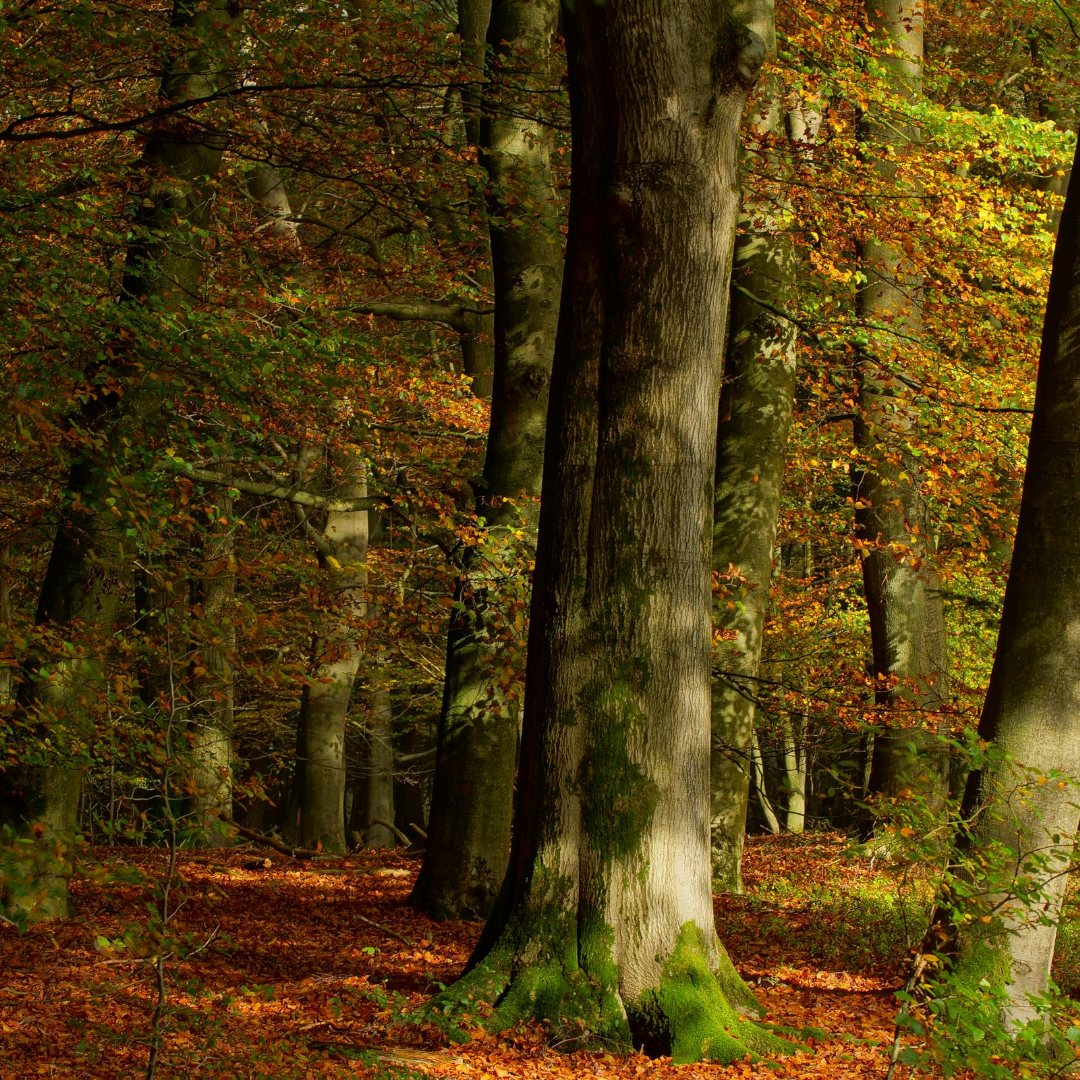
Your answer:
[0,0,241,922]
[709,0,798,894]
[951,130,1080,1035]
[433,4,793,1063]
[289,450,370,852]
[184,496,236,844]
[410,0,563,921]
[854,0,950,823]
[362,676,396,849]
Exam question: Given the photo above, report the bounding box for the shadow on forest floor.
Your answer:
[0,833,980,1078]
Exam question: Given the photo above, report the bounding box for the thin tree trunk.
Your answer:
[0,548,12,706]
[750,730,781,836]
[410,0,563,921]
[709,0,798,894]
[781,714,806,834]
[185,497,236,844]
[363,676,395,849]
[433,5,793,1063]
[0,0,241,922]
[290,450,369,852]
[854,0,950,822]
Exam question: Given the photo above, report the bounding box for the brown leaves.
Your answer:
[0,838,939,1079]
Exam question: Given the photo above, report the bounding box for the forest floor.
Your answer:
[0,833,994,1078]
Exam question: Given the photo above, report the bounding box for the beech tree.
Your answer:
[709,0,806,891]
[411,0,564,921]
[433,0,793,1062]
[853,0,951,816]
[949,128,1080,1035]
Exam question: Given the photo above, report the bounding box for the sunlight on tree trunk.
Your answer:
[952,130,1080,1038]
[430,1,796,1062]
[710,0,804,893]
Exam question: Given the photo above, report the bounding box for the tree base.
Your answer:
[425,917,799,1064]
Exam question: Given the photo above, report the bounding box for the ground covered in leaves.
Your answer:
[1,835,957,1078]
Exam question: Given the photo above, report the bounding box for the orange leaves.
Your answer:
[0,838,945,1080]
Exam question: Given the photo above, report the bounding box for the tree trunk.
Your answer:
[0,549,12,705]
[290,451,370,852]
[750,730,781,836]
[0,0,240,922]
[410,0,563,921]
[781,713,806,834]
[433,5,793,1063]
[854,0,950,822]
[362,677,396,849]
[455,0,496,399]
[951,130,1080,1036]
[184,497,236,844]
[709,0,798,894]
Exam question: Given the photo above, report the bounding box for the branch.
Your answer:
[164,460,385,512]
[369,817,411,846]
[218,813,323,860]
[349,298,493,333]
[357,913,413,948]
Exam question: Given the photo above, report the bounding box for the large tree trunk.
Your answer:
[432,4,793,1063]
[289,451,370,852]
[854,0,950,822]
[0,0,240,922]
[950,131,1080,1036]
[709,0,798,894]
[410,0,563,920]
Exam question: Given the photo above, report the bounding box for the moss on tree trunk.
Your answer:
[427,0,797,1064]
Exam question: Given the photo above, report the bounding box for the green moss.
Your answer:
[423,869,630,1049]
[628,922,800,1065]
[576,659,659,866]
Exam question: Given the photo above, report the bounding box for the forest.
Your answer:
[1,0,1079,1076]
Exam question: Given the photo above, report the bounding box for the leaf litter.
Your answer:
[0,835,962,1078]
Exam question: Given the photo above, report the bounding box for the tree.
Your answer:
[0,0,242,920]
[853,0,951,819]
[411,0,564,921]
[948,127,1080,1036]
[288,447,371,852]
[432,1,793,1062]
[709,0,806,891]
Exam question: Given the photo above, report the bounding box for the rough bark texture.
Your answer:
[432,4,793,1063]
[954,132,1080,1034]
[0,0,240,921]
[410,0,563,921]
[290,453,370,852]
[854,0,950,819]
[709,0,798,894]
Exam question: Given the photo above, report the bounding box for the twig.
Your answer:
[357,914,413,948]
[408,822,428,841]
